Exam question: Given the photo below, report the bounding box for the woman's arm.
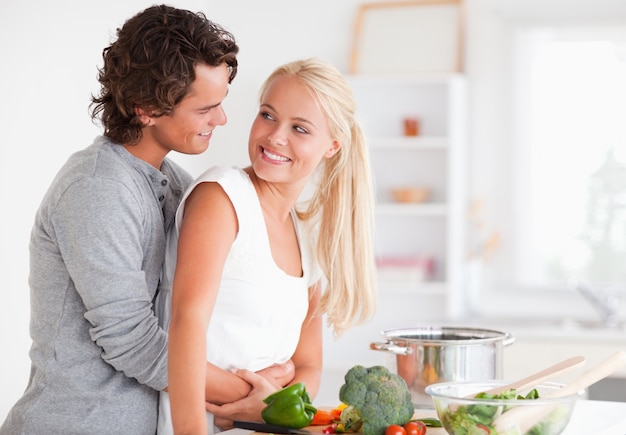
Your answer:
[288,281,324,398]
[168,182,240,434]
[255,360,296,389]
[202,360,294,405]
[206,281,324,425]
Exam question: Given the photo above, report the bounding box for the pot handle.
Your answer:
[369,341,413,356]
[503,332,516,346]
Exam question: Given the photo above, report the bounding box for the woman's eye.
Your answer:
[294,125,308,134]
[261,111,274,121]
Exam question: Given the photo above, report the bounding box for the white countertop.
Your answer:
[417,400,626,434]
[561,400,626,434]
[221,400,626,435]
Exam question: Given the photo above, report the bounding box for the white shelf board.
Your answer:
[376,279,447,295]
[369,135,448,149]
[375,202,448,216]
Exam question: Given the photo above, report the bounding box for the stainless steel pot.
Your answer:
[370,326,515,407]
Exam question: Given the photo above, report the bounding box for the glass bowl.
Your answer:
[425,380,583,435]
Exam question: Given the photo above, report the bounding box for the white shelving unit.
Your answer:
[348,74,468,319]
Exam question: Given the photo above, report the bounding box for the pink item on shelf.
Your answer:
[375,255,435,282]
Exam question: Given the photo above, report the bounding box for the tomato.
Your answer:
[476,424,491,434]
[385,424,407,435]
[404,421,427,435]
[322,423,337,434]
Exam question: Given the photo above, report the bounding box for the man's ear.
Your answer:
[134,107,155,126]
[324,139,341,158]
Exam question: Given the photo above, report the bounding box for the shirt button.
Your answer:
[161,180,168,186]
[159,195,165,201]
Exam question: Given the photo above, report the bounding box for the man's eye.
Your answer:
[200,106,218,114]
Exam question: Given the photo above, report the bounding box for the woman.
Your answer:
[156,58,377,434]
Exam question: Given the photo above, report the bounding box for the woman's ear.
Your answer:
[324,140,341,158]
[134,107,155,126]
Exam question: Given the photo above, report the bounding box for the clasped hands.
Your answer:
[207,360,295,430]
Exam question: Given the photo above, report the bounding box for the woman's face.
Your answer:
[248,74,340,189]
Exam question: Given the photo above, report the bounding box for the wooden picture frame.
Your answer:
[350,0,464,74]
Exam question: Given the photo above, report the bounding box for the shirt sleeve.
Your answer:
[51,177,168,390]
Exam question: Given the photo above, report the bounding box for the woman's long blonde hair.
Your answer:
[259,58,377,336]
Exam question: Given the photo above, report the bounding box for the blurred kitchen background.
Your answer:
[2,0,626,419]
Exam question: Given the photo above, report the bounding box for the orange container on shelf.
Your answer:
[403,116,420,136]
[390,186,430,203]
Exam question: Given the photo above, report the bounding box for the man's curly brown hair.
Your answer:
[90,4,239,145]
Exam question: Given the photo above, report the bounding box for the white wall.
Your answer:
[0,0,388,420]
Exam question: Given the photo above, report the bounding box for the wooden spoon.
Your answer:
[476,355,586,397]
[493,350,626,434]
[448,355,585,411]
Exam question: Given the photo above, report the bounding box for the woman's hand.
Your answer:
[207,369,278,430]
[256,360,295,389]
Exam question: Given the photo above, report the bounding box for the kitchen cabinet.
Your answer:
[347,74,468,319]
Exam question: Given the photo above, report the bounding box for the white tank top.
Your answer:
[156,166,320,434]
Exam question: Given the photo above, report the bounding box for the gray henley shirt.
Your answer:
[0,136,193,435]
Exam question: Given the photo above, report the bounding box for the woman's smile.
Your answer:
[261,146,291,163]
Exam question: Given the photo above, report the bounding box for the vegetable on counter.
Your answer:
[312,405,346,426]
[383,421,429,435]
[413,418,442,428]
[261,383,317,429]
[384,424,407,435]
[403,421,427,435]
[338,365,415,435]
[440,387,565,435]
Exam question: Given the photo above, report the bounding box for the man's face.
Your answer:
[141,63,231,161]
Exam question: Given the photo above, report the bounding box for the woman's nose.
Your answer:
[267,127,288,146]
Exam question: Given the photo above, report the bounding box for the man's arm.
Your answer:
[56,178,168,390]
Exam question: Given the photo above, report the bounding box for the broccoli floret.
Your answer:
[338,365,414,435]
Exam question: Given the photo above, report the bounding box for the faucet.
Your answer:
[574,283,622,328]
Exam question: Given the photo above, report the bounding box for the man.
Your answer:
[1,5,242,434]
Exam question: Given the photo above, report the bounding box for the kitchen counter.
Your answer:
[559,400,626,434]
[411,401,626,434]
[221,400,626,435]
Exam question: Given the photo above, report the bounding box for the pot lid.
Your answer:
[381,326,512,344]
